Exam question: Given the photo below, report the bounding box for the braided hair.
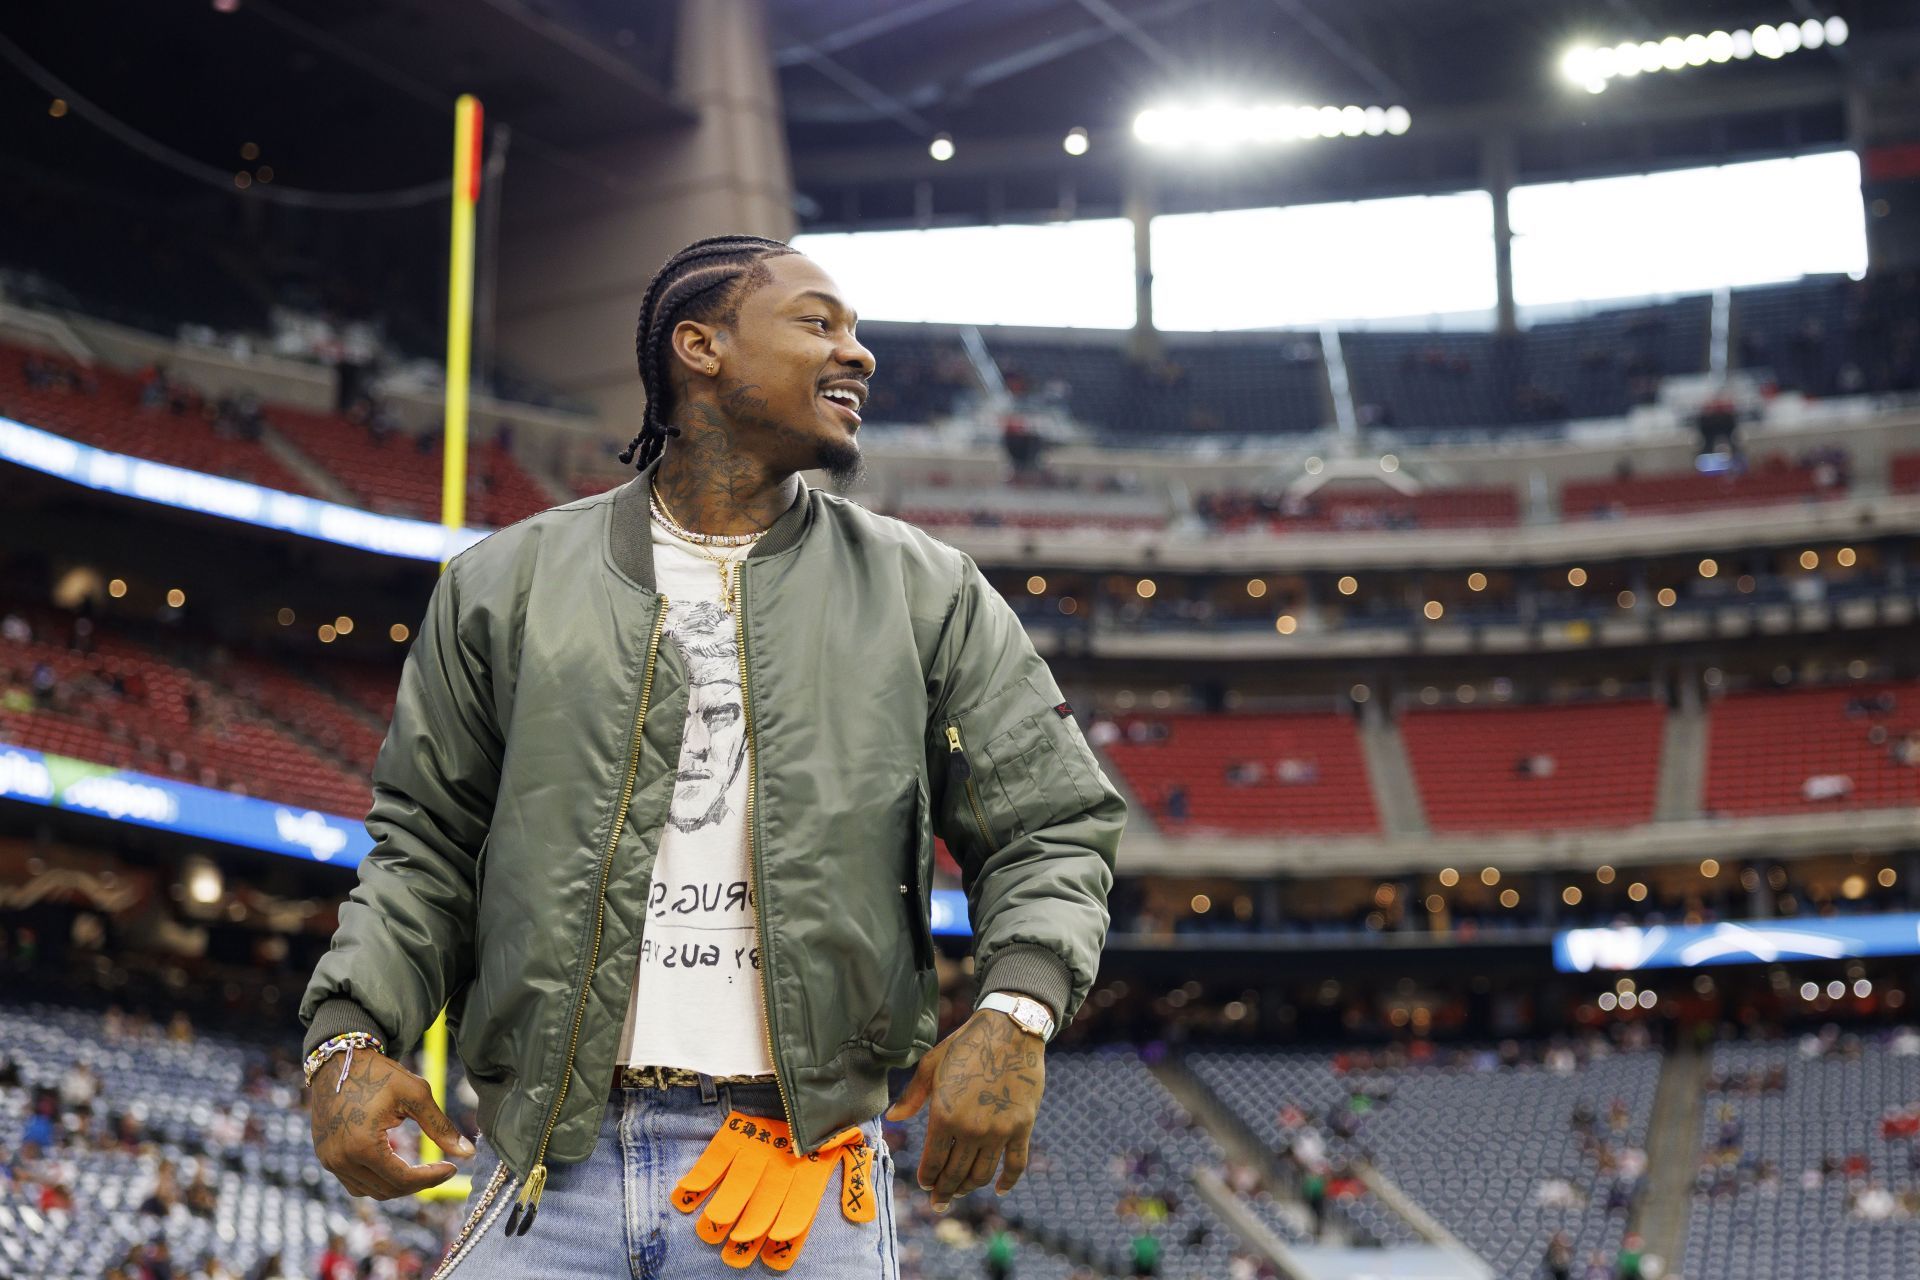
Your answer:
[619,234,801,471]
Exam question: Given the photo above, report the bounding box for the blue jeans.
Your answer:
[430,1079,899,1279]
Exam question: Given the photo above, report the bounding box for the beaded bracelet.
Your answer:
[303,1031,386,1092]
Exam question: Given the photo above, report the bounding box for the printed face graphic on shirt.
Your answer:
[668,599,750,833]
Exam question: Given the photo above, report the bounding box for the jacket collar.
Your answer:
[608,453,814,593]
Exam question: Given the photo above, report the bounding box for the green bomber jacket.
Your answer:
[298,455,1123,1197]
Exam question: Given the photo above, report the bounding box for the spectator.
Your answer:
[1614,1232,1645,1280]
[984,1217,1016,1280]
[315,1234,355,1280]
[1545,1230,1574,1280]
[1128,1228,1161,1277]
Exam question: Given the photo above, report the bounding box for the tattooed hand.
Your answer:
[885,1006,1046,1211]
[308,1048,474,1200]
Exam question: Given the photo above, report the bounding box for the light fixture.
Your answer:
[277,608,295,626]
[334,615,355,635]
[1799,549,1819,570]
[1246,579,1267,598]
[1563,16,1844,93]
[49,98,69,118]
[1132,101,1410,149]
[1481,867,1500,886]
[1337,575,1358,596]
[185,857,223,906]
[1423,600,1444,620]
[1027,575,1047,595]
[1563,885,1583,906]
[1468,572,1487,592]
[389,623,410,643]
[1836,547,1857,567]
[1567,567,1588,587]
[1698,558,1718,578]
[1617,590,1636,609]
[1700,858,1720,878]
[1499,888,1519,908]
[318,624,337,643]
[1135,578,1157,599]
[1656,588,1677,607]
[107,578,127,598]
[1275,614,1297,635]
[1437,868,1460,887]
[1063,127,1089,156]
[166,588,186,608]
[1190,893,1211,913]
[929,134,955,162]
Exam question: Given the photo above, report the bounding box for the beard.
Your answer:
[812,432,866,489]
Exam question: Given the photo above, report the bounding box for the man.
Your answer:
[299,234,1123,1276]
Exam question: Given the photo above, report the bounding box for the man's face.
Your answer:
[712,254,875,485]
[669,614,750,832]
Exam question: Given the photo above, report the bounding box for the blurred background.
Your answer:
[3,1,1920,1277]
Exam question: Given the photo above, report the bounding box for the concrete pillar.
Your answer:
[495,0,795,430]
[1482,133,1517,336]
[1124,163,1161,362]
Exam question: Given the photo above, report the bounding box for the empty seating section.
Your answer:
[1563,457,1825,519]
[315,659,400,724]
[1,613,371,816]
[264,405,552,525]
[0,344,313,494]
[991,339,1133,431]
[1156,336,1328,435]
[858,326,981,423]
[1730,275,1854,394]
[1892,452,1920,494]
[1400,701,1664,831]
[1704,681,1920,817]
[1523,295,1712,421]
[1194,1048,1661,1279]
[1683,1036,1920,1280]
[893,1053,1245,1276]
[1098,712,1380,835]
[0,1003,444,1279]
[1342,331,1514,429]
[1201,485,1519,533]
[222,653,387,774]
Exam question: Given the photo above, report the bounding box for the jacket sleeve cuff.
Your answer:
[974,944,1072,1027]
[302,997,393,1060]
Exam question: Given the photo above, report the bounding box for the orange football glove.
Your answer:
[672,1111,873,1271]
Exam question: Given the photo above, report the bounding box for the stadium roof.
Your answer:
[6,1,1917,214]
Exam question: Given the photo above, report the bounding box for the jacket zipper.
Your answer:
[944,725,996,853]
[505,601,669,1237]
[735,564,800,1136]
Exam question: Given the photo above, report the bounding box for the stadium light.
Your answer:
[929,133,955,162]
[1063,127,1090,156]
[1563,14,1845,93]
[1132,100,1410,150]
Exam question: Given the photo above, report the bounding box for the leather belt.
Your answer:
[612,1064,778,1091]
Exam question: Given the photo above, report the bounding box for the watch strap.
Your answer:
[978,991,1056,1042]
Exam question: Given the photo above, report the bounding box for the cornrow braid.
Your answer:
[620,234,800,472]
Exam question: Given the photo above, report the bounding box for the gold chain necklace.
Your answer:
[650,489,759,614]
[649,484,764,547]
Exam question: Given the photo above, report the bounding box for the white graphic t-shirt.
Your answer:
[615,516,776,1075]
